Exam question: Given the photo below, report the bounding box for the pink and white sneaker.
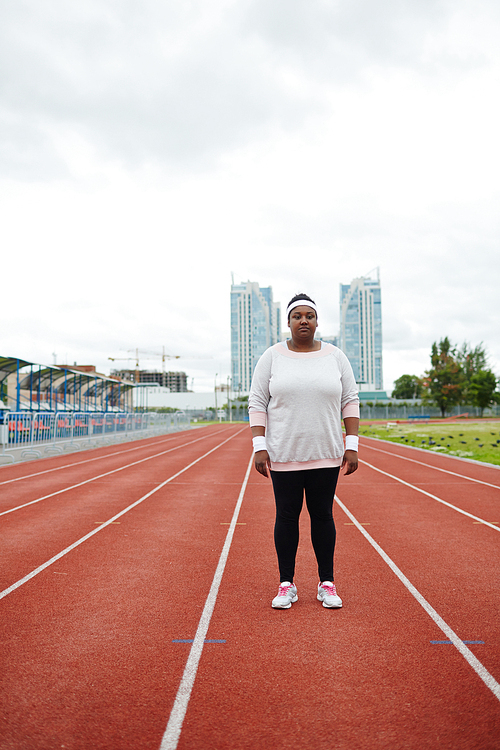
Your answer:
[317,581,342,608]
[272,582,298,609]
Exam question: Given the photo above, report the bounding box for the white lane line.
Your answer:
[360,459,500,533]
[362,440,500,490]
[0,433,181,486]
[335,495,500,702]
[0,427,230,486]
[0,429,245,518]
[0,432,244,602]
[159,454,253,750]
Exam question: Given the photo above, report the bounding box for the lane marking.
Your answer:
[335,495,500,702]
[0,429,245,518]
[0,434,181,486]
[361,440,500,490]
[0,432,245,602]
[473,521,499,525]
[159,454,253,750]
[360,459,500,533]
[0,426,231,487]
[431,641,484,645]
[172,640,226,644]
[220,522,246,525]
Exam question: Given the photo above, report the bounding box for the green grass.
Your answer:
[359,420,500,466]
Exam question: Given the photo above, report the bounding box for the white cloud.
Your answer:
[1,0,499,393]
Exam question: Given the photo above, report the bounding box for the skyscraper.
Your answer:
[339,270,383,391]
[231,280,281,393]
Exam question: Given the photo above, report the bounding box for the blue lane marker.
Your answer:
[172,639,226,643]
[430,640,484,645]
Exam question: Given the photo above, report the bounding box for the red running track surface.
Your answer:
[0,426,499,749]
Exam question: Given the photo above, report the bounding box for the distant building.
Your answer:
[339,269,383,391]
[111,368,188,392]
[320,334,339,348]
[231,280,281,393]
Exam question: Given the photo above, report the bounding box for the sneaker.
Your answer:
[317,581,342,608]
[272,582,298,609]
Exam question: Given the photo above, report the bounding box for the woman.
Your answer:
[249,293,359,609]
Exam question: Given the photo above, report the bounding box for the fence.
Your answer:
[0,411,190,464]
[193,403,500,422]
[203,407,249,422]
[359,403,500,420]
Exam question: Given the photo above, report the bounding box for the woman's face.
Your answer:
[288,305,318,340]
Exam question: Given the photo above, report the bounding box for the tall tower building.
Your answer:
[339,270,383,391]
[231,280,281,393]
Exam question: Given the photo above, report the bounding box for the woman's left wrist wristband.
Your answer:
[252,436,267,453]
[345,434,359,452]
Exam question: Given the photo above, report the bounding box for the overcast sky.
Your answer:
[2,0,499,393]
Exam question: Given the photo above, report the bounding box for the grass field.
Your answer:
[360,420,500,466]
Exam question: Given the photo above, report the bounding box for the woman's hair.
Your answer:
[286,293,317,320]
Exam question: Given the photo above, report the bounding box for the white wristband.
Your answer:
[345,434,359,452]
[252,436,267,453]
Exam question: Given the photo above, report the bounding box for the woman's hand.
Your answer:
[341,450,358,475]
[254,450,271,477]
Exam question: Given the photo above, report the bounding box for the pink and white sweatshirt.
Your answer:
[248,341,359,471]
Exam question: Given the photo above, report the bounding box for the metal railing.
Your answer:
[359,403,500,420]
[0,411,190,464]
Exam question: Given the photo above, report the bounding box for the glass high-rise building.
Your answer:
[231,280,281,394]
[339,270,383,391]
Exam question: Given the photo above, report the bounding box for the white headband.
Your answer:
[286,299,318,318]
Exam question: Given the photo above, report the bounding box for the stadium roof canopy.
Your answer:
[19,365,69,393]
[0,356,134,412]
[0,357,32,384]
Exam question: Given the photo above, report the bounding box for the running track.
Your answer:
[0,425,499,749]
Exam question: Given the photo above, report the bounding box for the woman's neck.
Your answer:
[287,338,321,352]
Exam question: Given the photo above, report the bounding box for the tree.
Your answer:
[456,342,488,380]
[392,374,422,399]
[422,337,465,417]
[456,342,489,403]
[468,370,498,416]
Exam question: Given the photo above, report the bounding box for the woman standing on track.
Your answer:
[249,293,359,609]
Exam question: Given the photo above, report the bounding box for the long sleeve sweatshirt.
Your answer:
[248,341,359,471]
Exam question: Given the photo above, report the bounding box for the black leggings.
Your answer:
[270,467,340,584]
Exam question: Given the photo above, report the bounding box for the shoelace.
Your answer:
[321,583,337,596]
[278,584,293,597]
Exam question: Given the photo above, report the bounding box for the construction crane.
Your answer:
[131,347,182,388]
[109,347,208,386]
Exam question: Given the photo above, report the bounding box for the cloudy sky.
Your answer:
[2,0,499,393]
